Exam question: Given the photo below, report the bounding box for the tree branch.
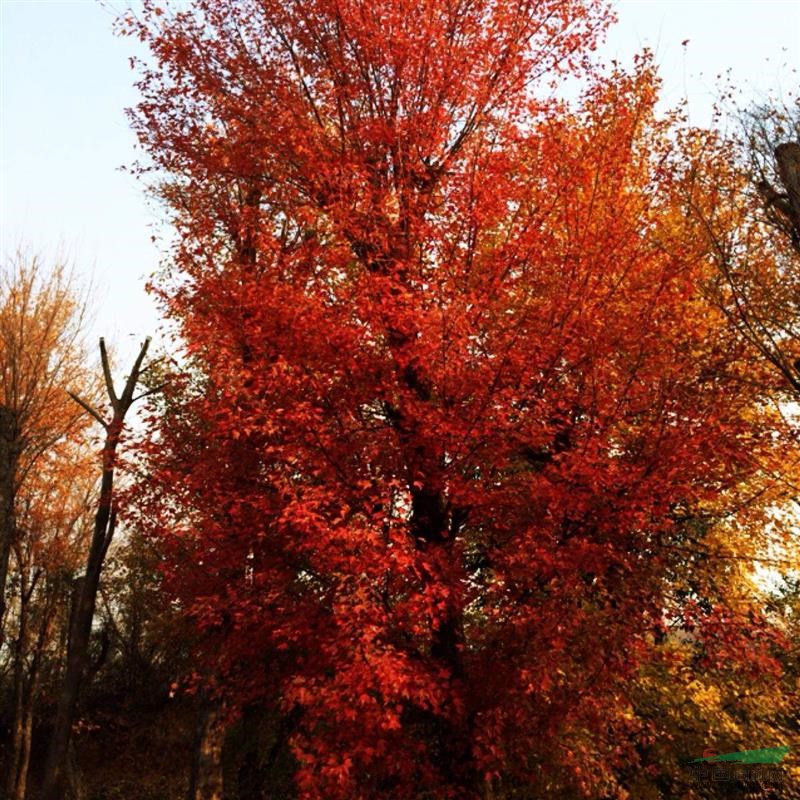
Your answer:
[132,382,167,404]
[119,337,152,410]
[99,338,119,413]
[67,393,108,430]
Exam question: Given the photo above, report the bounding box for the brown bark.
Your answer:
[0,405,18,640]
[188,694,226,800]
[41,337,153,800]
[14,701,34,800]
[7,601,28,800]
[66,741,86,800]
[411,490,474,793]
[5,558,53,800]
[7,676,36,800]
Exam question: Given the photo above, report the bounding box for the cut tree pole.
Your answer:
[41,337,157,800]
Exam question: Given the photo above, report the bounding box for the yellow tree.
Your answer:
[0,252,95,639]
[606,101,800,800]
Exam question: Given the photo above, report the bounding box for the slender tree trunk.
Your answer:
[0,405,18,640]
[10,679,35,800]
[41,337,152,800]
[7,648,26,799]
[7,568,54,800]
[7,559,30,800]
[7,618,42,800]
[188,693,225,800]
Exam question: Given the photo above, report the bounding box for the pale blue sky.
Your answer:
[1,0,799,363]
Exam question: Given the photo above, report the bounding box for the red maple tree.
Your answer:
[124,1,788,796]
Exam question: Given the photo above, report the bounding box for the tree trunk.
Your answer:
[41,337,152,800]
[7,559,30,800]
[7,648,26,799]
[0,405,18,640]
[7,640,40,800]
[66,740,86,800]
[10,683,35,800]
[188,694,225,800]
[40,454,117,800]
[409,485,476,793]
[7,563,54,800]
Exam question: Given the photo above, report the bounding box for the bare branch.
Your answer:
[99,338,119,413]
[137,355,167,377]
[119,337,152,410]
[67,392,108,429]
[132,382,167,404]
[102,507,117,559]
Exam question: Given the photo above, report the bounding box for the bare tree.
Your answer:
[683,100,800,398]
[745,101,800,251]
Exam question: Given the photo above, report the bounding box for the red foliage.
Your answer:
[124,1,786,796]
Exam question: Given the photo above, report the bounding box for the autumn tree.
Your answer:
[0,252,93,641]
[599,471,800,798]
[124,2,793,797]
[0,252,100,797]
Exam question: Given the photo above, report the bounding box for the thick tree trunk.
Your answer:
[409,485,476,793]
[188,694,225,800]
[385,303,476,791]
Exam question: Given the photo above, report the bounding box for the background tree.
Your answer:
[607,470,800,799]
[124,2,796,798]
[0,251,100,798]
[0,252,185,800]
[0,252,94,641]
[686,98,800,396]
[659,95,800,799]
[747,100,800,252]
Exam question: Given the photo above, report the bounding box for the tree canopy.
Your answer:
[120,1,799,797]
